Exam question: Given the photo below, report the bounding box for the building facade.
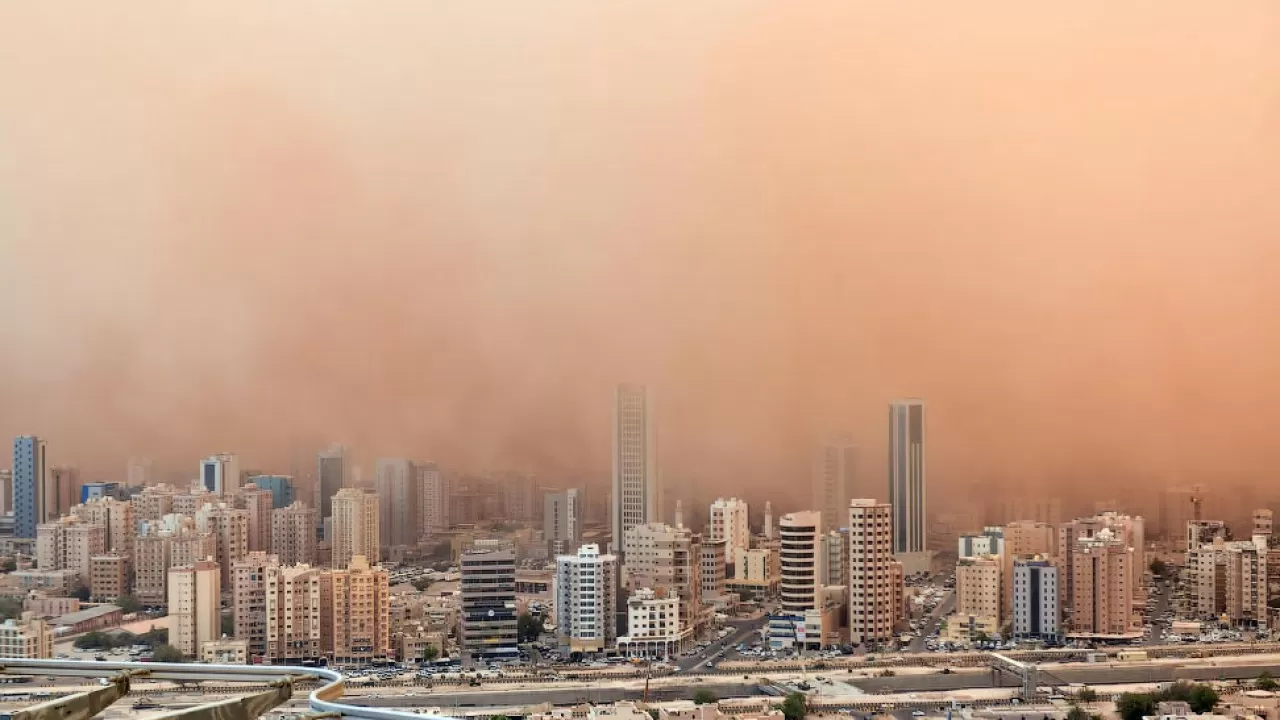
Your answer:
[612,384,657,558]
[1013,558,1059,641]
[168,560,221,658]
[554,544,618,653]
[331,488,380,569]
[459,547,518,662]
[847,499,895,645]
[14,436,48,538]
[779,511,822,614]
[887,400,926,555]
[708,498,751,567]
[813,433,855,534]
[272,502,318,567]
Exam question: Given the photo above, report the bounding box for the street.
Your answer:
[678,616,768,672]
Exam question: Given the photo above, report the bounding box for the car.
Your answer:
[912,711,925,717]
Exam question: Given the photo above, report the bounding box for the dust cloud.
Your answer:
[1,1,1278,508]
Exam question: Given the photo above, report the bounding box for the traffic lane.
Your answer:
[907,591,956,653]
[680,619,767,672]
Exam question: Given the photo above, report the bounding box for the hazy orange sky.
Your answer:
[1,2,1278,503]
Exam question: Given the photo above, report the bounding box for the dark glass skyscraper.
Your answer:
[888,399,926,554]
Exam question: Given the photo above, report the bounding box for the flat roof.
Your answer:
[54,604,122,625]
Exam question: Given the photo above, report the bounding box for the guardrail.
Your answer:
[0,659,452,720]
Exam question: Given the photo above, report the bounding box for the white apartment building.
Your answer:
[554,544,618,653]
[36,518,105,581]
[617,587,682,658]
[779,511,822,614]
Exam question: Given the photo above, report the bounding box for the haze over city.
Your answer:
[2,1,1279,507]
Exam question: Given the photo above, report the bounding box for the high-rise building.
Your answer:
[196,502,249,586]
[1224,541,1267,629]
[846,499,895,645]
[700,538,727,597]
[46,467,79,522]
[134,533,173,606]
[320,555,391,664]
[958,527,1005,558]
[779,511,823,614]
[169,560,221,658]
[317,445,346,532]
[813,433,856,533]
[888,400,926,556]
[331,488,379,569]
[234,487,274,553]
[89,553,130,601]
[619,587,682,658]
[72,496,135,559]
[764,501,774,540]
[233,551,276,660]
[1254,509,1273,542]
[955,555,1002,620]
[545,488,583,555]
[0,469,11,515]
[36,517,105,580]
[200,453,241,497]
[14,436,48,538]
[248,475,295,509]
[1012,558,1059,642]
[501,473,539,522]
[127,457,153,488]
[623,523,702,633]
[612,384,657,558]
[272,502,318,566]
[133,484,177,523]
[416,462,448,537]
[822,530,846,588]
[1004,521,1056,557]
[265,562,322,664]
[1069,528,1133,636]
[708,498,751,568]
[554,544,618,653]
[375,459,416,548]
[459,547,518,662]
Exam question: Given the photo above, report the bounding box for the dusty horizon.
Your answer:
[2,2,1279,509]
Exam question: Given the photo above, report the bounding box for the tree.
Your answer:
[412,577,433,592]
[1,558,16,573]
[693,689,718,705]
[1077,687,1098,702]
[1150,559,1168,578]
[151,644,186,663]
[0,597,23,621]
[1259,671,1278,691]
[116,595,141,614]
[1066,705,1091,720]
[422,645,439,662]
[1188,684,1219,713]
[517,613,544,643]
[71,585,91,601]
[780,692,807,720]
[1116,692,1156,720]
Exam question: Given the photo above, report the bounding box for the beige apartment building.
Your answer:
[36,517,105,581]
[89,553,130,601]
[623,523,703,633]
[272,502,318,567]
[234,487,274,554]
[132,484,177,523]
[955,555,1002,620]
[72,497,135,559]
[0,612,54,658]
[169,560,221,658]
[233,551,277,660]
[1069,529,1134,636]
[320,555,391,664]
[331,489,380,569]
[196,503,249,586]
[265,563,323,663]
[847,499,895,645]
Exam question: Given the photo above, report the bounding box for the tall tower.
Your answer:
[611,384,657,557]
[847,499,895,645]
[764,501,774,540]
[888,399,926,555]
[375,458,415,547]
[14,436,47,538]
[331,488,379,569]
[779,510,823,614]
[200,453,241,497]
[813,432,856,532]
[317,445,346,529]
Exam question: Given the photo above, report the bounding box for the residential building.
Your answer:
[1069,528,1134,636]
[822,530,846,588]
[554,544,618,653]
[331,488,380,569]
[168,560,221,658]
[265,562,323,663]
[545,488,584,555]
[1012,558,1059,642]
[812,433,855,534]
[887,399,926,555]
[171,489,217,517]
[617,587,682,658]
[847,499,895,645]
[727,547,780,601]
[375,459,416,548]
[1004,521,1056,556]
[234,487,274,553]
[708,498,751,568]
[14,435,48,537]
[201,638,248,665]
[779,511,822,614]
[958,527,1005,558]
[501,472,539,522]
[700,538,727,597]
[36,517,105,580]
[459,547,518,662]
[272,502,318,566]
[71,496,135,559]
[89,553,129,601]
[623,523,702,633]
[956,555,1002,620]
[133,534,173,605]
[612,384,657,558]
[0,612,53,658]
[248,475,295,509]
[132,484,177,522]
[233,551,277,660]
[196,502,249,586]
[321,556,391,663]
[200,453,241,497]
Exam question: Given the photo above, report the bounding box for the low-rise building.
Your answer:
[0,612,53,658]
[617,587,684,658]
[52,604,123,634]
[201,638,248,664]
